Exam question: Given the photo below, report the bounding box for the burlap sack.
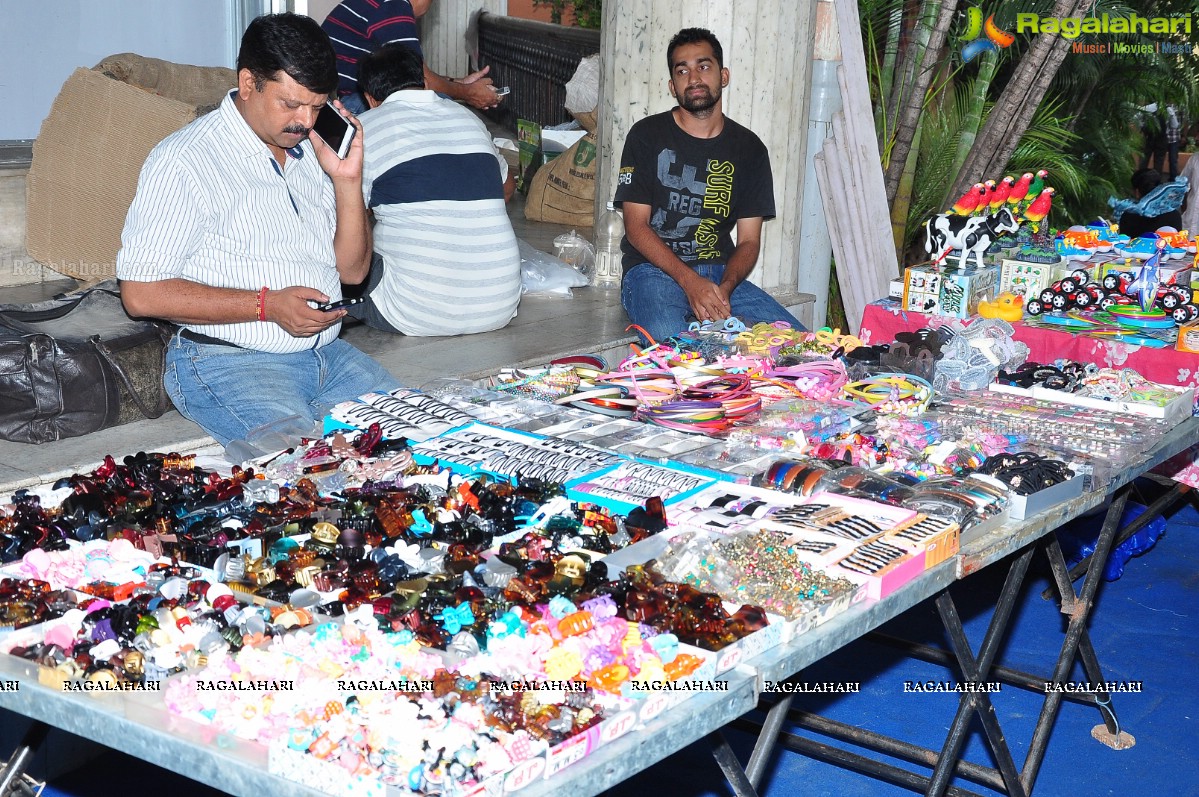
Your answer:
[93,54,236,114]
[571,110,597,134]
[524,133,597,227]
[26,56,235,283]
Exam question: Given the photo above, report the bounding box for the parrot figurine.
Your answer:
[975,180,996,214]
[1024,169,1049,210]
[1127,239,1166,312]
[1023,187,1055,229]
[952,183,985,215]
[989,176,1015,211]
[1007,172,1034,206]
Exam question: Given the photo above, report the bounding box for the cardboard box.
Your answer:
[999,259,1084,298]
[26,57,235,283]
[1007,474,1086,521]
[903,265,999,318]
[903,266,944,314]
[1177,320,1199,353]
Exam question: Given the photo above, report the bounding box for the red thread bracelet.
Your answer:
[256,287,268,322]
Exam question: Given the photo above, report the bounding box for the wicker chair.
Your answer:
[476,12,600,132]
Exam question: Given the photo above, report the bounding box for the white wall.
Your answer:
[0,0,237,140]
[308,0,339,22]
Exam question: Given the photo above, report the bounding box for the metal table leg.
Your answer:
[924,549,1033,797]
[707,731,761,797]
[0,721,48,797]
[744,694,793,789]
[1019,490,1132,793]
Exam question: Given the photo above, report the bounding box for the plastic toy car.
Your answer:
[1102,272,1133,292]
[1172,305,1199,324]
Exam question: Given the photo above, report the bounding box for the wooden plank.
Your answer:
[827,0,896,328]
[815,148,852,290]
[740,0,775,288]
[830,108,878,285]
[821,123,879,331]
[821,125,867,283]
[775,0,818,292]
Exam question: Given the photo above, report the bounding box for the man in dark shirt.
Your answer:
[321,0,500,113]
[614,27,802,344]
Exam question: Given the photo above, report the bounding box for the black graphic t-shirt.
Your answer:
[614,111,775,273]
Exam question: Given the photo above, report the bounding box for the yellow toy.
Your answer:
[977,292,1024,322]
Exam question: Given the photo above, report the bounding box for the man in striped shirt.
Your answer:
[116,13,400,447]
[348,43,520,337]
[321,0,501,113]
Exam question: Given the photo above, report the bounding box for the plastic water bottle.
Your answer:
[594,201,624,287]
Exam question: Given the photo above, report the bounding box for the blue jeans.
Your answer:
[165,334,402,447]
[339,92,368,116]
[620,263,803,345]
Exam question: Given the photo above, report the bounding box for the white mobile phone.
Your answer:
[494,86,511,96]
[312,102,355,159]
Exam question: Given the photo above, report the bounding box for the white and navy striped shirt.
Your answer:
[360,90,520,336]
[116,91,343,353]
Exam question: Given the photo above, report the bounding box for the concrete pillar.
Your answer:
[594,0,820,295]
[797,0,842,327]
[422,0,507,78]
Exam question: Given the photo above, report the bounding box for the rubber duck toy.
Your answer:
[978,292,1025,322]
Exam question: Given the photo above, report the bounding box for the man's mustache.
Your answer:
[284,125,309,135]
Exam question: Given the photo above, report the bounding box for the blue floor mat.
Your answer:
[27,503,1199,797]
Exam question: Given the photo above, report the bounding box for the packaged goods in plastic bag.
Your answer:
[552,230,596,280]
[518,239,589,297]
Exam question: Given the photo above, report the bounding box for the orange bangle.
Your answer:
[256,286,268,322]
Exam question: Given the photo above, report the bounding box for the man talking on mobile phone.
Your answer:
[116,13,400,448]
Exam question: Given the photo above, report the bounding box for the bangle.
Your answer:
[256,287,268,322]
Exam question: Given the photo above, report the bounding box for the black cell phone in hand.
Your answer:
[316,297,365,312]
[312,102,355,159]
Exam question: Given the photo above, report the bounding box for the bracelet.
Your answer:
[256,286,268,322]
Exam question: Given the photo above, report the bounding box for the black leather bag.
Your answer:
[0,287,172,444]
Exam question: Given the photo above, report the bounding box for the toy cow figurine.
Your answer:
[923,207,1021,269]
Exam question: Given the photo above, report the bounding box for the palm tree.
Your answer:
[863,0,1199,265]
[949,0,1098,201]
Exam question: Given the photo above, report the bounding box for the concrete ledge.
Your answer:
[771,290,818,330]
[0,287,636,493]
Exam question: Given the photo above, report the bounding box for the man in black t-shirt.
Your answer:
[613,27,802,345]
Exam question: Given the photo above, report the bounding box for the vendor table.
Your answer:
[526,417,1199,797]
[1,419,1196,797]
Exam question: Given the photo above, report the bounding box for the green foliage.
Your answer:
[533,0,602,28]
[1007,99,1090,221]
[868,0,1199,264]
